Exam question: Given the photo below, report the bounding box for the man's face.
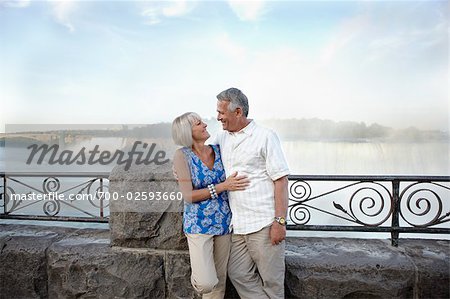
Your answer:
[217,100,239,132]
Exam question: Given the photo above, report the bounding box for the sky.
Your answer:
[0,0,448,133]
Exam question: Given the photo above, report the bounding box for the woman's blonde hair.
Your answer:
[172,112,201,147]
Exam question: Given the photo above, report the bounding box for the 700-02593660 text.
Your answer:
[97,191,183,201]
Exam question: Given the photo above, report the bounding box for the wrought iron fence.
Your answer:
[287,175,450,246]
[0,172,109,222]
[1,172,449,246]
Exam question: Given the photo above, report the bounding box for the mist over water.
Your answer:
[0,135,448,239]
[284,140,449,175]
[282,140,449,239]
[1,137,448,175]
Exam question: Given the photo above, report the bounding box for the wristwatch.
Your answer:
[274,216,286,226]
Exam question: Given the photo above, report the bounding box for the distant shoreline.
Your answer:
[1,118,448,145]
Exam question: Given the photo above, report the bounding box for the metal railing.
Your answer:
[287,175,450,246]
[0,172,110,222]
[1,172,449,246]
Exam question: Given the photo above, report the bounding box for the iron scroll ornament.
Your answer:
[288,180,393,227]
[399,182,450,227]
[289,180,312,225]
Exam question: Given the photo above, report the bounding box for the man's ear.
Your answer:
[235,107,243,117]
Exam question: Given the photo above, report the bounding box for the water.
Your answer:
[283,140,449,175]
[282,140,449,239]
[1,137,449,239]
[2,137,448,174]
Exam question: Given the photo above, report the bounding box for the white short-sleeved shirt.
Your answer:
[213,120,290,234]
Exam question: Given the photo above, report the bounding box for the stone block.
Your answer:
[0,224,68,299]
[109,211,186,250]
[47,235,165,299]
[109,163,187,250]
[402,239,450,299]
[164,250,200,299]
[285,238,416,299]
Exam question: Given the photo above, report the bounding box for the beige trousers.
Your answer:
[227,226,285,299]
[186,233,231,299]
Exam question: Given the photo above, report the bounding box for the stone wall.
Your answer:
[0,224,449,299]
[0,163,448,298]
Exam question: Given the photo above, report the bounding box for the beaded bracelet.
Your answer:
[207,184,218,199]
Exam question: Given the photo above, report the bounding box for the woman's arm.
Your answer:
[173,149,249,203]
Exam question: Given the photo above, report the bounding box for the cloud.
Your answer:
[215,32,247,62]
[238,47,349,121]
[227,0,266,21]
[0,0,30,8]
[320,2,447,67]
[141,7,161,25]
[319,13,369,66]
[51,0,77,32]
[162,0,193,17]
[1,0,79,32]
[140,0,196,25]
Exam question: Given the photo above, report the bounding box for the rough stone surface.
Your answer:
[109,180,183,213]
[109,163,187,250]
[109,211,187,250]
[402,239,450,299]
[109,163,176,183]
[0,224,448,299]
[284,237,449,299]
[0,224,110,299]
[47,238,166,298]
[164,250,200,299]
[0,225,62,299]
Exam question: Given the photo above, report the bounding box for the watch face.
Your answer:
[276,217,286,225]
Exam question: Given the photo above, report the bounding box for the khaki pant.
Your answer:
[228,226,285,299]
[186,233,231,299]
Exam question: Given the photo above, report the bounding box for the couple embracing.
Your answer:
[172,88,289,299]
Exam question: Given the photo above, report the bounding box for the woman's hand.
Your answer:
[222,172,250,191]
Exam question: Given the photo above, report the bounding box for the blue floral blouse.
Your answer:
[181,144,231,235]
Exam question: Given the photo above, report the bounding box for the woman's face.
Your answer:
[191,118,210,142]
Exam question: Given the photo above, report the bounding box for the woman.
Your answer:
[172,112,249,299]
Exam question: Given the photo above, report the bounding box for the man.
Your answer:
[213,87,289,299]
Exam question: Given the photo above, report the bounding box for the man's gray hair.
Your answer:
[216,87,249,117]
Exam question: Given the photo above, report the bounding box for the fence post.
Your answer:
[99,177,104,218]
[2,175,7,215]
[391,180,400,246]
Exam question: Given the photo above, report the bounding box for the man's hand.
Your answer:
[270,221,286,245]
[271,176,288,245]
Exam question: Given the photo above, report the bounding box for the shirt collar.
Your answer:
[228,119,256,136]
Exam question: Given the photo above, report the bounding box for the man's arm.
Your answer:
[270,175,288,245]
